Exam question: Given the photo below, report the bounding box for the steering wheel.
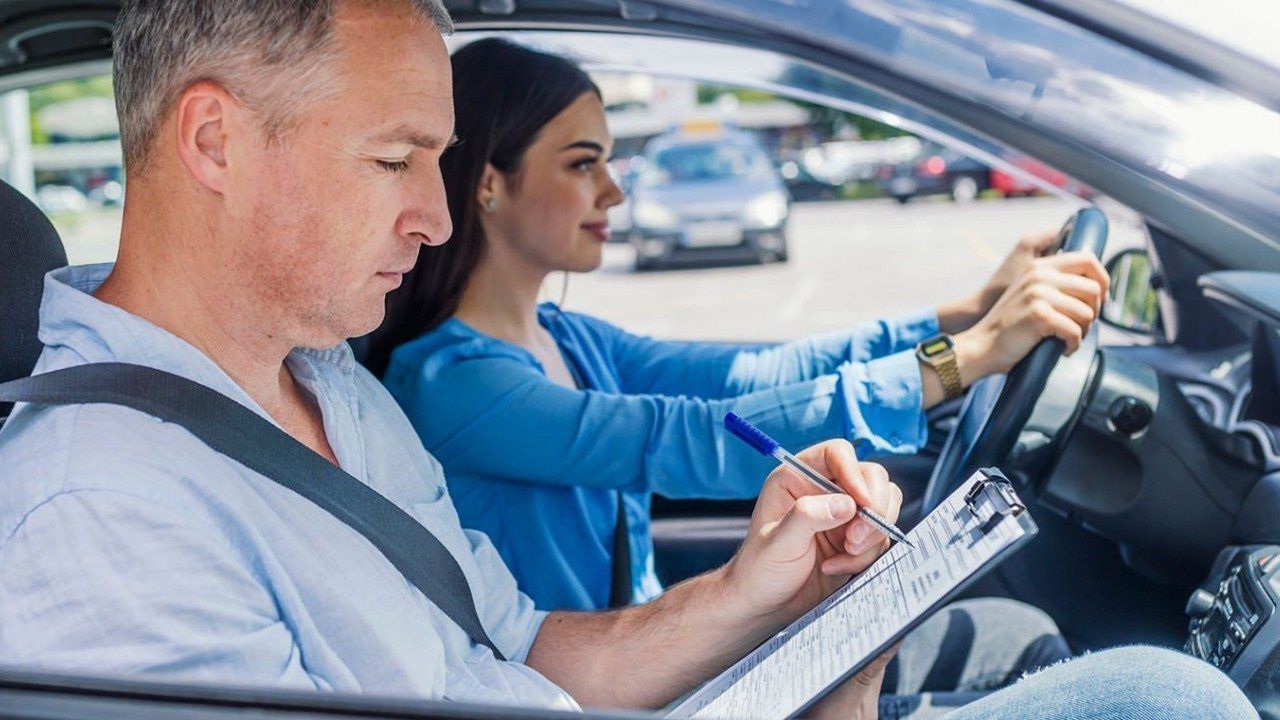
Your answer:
[920,208,1109,514]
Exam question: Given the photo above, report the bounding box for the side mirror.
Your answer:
[1101,249,1162,335]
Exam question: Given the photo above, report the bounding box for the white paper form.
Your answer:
[668,471,1031,720]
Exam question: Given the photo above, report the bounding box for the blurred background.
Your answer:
[0,43,1144,343]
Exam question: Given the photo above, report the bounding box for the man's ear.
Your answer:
[173,81,241,194]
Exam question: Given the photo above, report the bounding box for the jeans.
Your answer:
[877,598,1258,720]
[940,646,1258,719]
[879,598,1071,719]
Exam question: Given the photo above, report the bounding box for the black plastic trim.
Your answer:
[1200,272,1280,330]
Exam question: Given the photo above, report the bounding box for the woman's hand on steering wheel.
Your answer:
[974,231,1062,317]
[951,251,1109,387]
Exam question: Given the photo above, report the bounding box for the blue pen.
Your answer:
[724,412,914,548]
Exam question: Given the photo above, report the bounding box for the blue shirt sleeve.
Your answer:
[401,348,927,501]
[602,307,940,399]
[0,489,319,687]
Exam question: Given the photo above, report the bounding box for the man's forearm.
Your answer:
[525,565,783,710]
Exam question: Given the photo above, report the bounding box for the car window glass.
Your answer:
[0,41,1151,348]
[0,71,122,265]
[575,0,1280,244]
[453,33,1148,345]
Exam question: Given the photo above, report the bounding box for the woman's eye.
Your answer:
[572,157,599,172]
[376,159,411,173]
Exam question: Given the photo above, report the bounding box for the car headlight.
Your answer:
[632,200,679,230]
[743,191,789,229]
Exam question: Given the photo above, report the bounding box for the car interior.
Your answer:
[2,1,1280,719]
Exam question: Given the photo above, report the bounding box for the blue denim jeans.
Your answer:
[879,598,1070,719]
[878,598,1257,719]
[940,646,1257,719]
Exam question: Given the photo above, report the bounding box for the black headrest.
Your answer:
[0,180,67,412]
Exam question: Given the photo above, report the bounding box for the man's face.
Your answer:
[223,1,454,348]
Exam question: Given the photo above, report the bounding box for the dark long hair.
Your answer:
[363,38,600,377]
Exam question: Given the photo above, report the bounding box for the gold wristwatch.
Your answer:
[916,334,963,401]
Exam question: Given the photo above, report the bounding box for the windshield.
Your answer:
[644,141,770,185]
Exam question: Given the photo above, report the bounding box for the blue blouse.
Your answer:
[383,304,939,611]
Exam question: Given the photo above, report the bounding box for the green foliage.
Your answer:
[696,84,774,105]
[840,181,883,200]
[26,75,114,144]
[695,83,909,141]
[1107,252,1161,331]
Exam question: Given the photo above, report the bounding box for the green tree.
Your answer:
[695,83,908,141]
[27,75,115,144]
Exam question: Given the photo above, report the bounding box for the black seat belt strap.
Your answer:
[0,362,506,661]
[609,494,632,608]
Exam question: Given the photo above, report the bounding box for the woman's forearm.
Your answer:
[935,293,986,335]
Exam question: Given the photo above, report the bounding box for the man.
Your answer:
[0,1,1257,718]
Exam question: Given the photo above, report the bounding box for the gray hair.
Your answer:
[113,0,453,172]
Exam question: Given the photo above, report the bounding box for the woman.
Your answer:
[367,38,1106,612]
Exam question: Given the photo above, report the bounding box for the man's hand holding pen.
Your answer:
[721,438,902,631]
[715,438,902,717]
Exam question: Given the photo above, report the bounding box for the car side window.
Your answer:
[0,57,1145,348]
[0,72,122,265]
[566,71,1142,344]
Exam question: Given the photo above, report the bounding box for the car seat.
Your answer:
[0,179,68,427]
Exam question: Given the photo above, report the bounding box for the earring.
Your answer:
[483,198,496,212]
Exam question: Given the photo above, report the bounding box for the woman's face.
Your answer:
[483,91,625,273]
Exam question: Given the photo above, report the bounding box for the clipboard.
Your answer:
[667,468,1037,720]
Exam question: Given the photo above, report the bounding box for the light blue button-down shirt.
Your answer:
[0,264,574,708]
[384,303,938,612]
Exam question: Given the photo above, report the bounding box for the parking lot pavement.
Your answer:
[563,195,1147,343]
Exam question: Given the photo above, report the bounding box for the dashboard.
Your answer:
[1170,272,1280,718]
[1177,346,1280,472]
[1183,273,1280,472]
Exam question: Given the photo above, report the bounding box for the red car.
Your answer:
[990,158,1094,199]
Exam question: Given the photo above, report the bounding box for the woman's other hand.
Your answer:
[937,231,1060,334]
[953,250,1108,382]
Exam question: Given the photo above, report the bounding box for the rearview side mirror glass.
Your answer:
[1102,249,1161,335]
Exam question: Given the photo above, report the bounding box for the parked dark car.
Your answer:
[776,156,842,202]
[876,143,990,203]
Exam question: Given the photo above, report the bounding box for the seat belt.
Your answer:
[609,495,632,609]
[0,362,506,661]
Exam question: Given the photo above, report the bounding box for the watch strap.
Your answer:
[934,353,963,401]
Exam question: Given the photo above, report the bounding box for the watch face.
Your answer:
[921,336,954,357]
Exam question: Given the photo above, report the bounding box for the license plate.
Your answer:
[889,178,916,194]
[683,220,742,248]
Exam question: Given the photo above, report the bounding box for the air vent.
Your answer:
[1178,382,1227,426]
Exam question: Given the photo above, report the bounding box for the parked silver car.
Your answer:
[627,127,789,270]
